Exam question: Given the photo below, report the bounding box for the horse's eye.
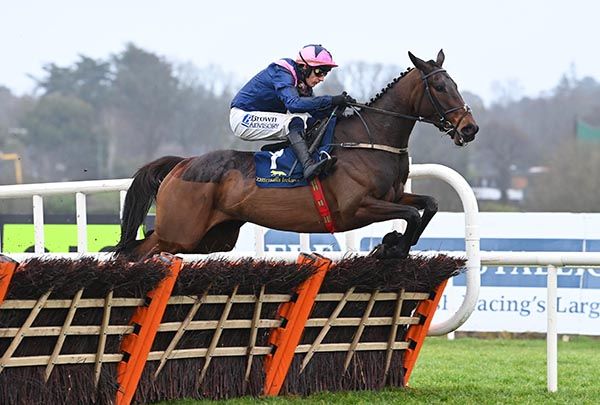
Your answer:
[434,85,446,92]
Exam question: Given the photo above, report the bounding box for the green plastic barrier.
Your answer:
[2,224,121,253]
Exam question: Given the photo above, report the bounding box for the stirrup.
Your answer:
[304,158,330,180]
[319,150,333,161]
[318,151,337,175]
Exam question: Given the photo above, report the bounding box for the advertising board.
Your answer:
[2,212,599,334]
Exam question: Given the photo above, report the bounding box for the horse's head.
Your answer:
[408,50,478,146]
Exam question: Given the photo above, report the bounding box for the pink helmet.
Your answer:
[296,44,338,67]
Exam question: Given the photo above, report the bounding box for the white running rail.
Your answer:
[0,179,132,254]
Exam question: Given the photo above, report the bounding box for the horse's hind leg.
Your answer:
[153,179,246,255]
[127,231,160,261]
[132,231,194,261]
[194,220,245,253]
[153,180,217,250]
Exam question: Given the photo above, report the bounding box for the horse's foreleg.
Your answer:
[355,197,421,258]
[395,193,438,245]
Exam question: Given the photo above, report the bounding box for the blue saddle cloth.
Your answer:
[254,117,337,188]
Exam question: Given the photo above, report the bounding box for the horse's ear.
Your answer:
[436,49,445,66]
[408,51,429,72]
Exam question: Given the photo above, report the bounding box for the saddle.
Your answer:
[253,116,337,188]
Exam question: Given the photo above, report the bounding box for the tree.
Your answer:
[172,62,237,154]
[337,61,404,102]
[109,43,180,168]
[34,56,113,176]
[168,83,233,155]
[470,120,530,204]
[408,123,475,211]
[36,56,112,108]
[21,94,99,181]
[0,86,32,150]
[0,87,34,184]
[524,141,600,212]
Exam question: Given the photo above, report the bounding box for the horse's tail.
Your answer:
[114,156,185,255]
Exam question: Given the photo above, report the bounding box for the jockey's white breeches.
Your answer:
[229,108,310,141]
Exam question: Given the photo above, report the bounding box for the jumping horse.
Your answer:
[115,50,479,260]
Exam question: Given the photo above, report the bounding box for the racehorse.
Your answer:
[115,50,478,260]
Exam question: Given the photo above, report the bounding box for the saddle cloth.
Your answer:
[254,117,337,188]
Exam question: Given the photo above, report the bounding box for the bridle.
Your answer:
[418,68,472,134]
[337,68,472,154]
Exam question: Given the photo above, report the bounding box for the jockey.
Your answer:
[230,44,356,180]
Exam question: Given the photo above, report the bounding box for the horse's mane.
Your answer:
[338,66,413,122]
[363,58,444,106]
[365,67,413,106]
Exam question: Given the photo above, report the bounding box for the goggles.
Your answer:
[312,67,331,77]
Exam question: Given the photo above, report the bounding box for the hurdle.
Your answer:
[0,251,462,404]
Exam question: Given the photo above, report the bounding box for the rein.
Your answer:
[327,104,408,155]
[347,102,430,123]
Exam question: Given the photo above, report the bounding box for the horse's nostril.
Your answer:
[461,124,478,140]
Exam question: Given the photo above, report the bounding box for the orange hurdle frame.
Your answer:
[0,257,17,304]
[401,279,449,385]
[116,254,183,405]
[263,253,332,396]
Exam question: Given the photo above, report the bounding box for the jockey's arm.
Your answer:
[273,69,333,113]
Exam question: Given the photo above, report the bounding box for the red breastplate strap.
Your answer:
[309,178,336,233]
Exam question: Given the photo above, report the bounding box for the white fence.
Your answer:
[0,178,132,254]
[0,165,481,336]
[2,164,600,392]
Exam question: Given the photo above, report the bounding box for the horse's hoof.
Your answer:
[368,244,386,258]
[387,246,408,259]
[369,243,406,260]
[382,230,403,245]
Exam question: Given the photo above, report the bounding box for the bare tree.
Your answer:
[332,61,403,102]
[110,44,180,167]
[472,120,530,204]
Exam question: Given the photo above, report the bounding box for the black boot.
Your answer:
[287,129,332,180]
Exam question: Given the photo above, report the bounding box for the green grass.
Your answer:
[157,336,600,404]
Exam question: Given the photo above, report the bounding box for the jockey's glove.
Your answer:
[332,92,357,107]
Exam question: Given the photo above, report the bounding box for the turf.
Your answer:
[156,336,600,404]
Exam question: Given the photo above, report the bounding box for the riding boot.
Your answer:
[287,129,332,180]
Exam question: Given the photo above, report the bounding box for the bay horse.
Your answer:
[115,50,478,260]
